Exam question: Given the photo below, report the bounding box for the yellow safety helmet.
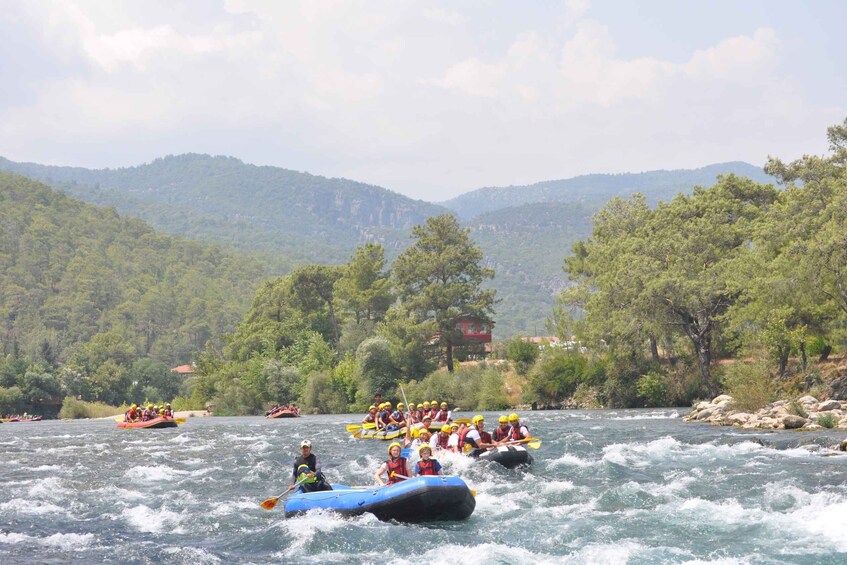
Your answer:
[378,403,386,409]
[422,401,430,407]
[441,424,452,433]
[147,404,153,409]
[419,428,431,437]
[440,402,448,408]
[385,401,392,408]
[430,400,437,406]
[397,402,404,409]
[499,415,509,423]
[509,413,519,422]
[387,441,402,455]
[131,404,137,409]
[369,405,376,411]
[417,403,424,409]
[472,415,485,425]
[418,444,432,455]
[411,428,420,438]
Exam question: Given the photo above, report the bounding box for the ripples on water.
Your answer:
[1,410,846,564]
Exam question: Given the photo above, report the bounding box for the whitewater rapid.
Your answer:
[1,410,846,564]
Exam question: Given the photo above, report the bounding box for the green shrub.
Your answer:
[0,385,25,415]
[723,362,773,412]
[637,372,669,407]
[816,413,837,429]
[171,395,206,411]
[787,399,809,419]
[58,396,127,419]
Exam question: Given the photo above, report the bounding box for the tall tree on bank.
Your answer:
[393,214,496,373]
[563,176,778,396]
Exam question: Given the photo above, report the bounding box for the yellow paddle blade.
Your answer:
[471,489,477,496]
[454,418,470,425]
[525,439,541,449]
[362,422,377,430]
[259,496,281,510]
[114,417,123,422]
[175,418,186,424]
[352,429,361,438]
[346,424,362,432]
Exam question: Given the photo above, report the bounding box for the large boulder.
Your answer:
[797,395,818,406]
[818,400,842,412]
[839,439,847,451]
[783,415,807,429]
[829,377,847,401]
[712,394,733,404]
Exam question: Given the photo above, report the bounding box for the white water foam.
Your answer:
[122,504,188,534]
[0,498,67,516]
[41,532,95,550]
[277,508,359,555]
[610,411,681,420]
[549,452,598,468]
[125,465,187,482]
[0,532,93,550]
[162,546,222,564]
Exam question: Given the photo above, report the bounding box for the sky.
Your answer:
[1,1,844,202]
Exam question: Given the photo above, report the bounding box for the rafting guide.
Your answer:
[291,439,332,493]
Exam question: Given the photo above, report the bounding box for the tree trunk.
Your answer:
[445,339,454,373]
[327,300,339,344]
[778,347,789,377]
[649,335,660,364]
[800,341,807,370]
[819,344,832,362]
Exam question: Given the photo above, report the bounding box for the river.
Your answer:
[1,409,846,564]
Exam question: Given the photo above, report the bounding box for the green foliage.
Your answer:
[356,337,397,397]
[302,371,348,414]
[723,363,773,412]
[503,337,539,375]
[400,365,509,412]
[393,214,496,372]
[58,396,127,419]
[263,360,302,405]
[0,386,25,415]
[786,400,808,419]
[170,395,205,411]
[526,349,594,405]
[816,412,837,429]
[637,372,670,407]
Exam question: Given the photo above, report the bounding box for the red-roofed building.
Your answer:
[171,364,195,375]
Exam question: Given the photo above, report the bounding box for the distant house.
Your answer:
[170,364,195,375]
[521,336,586,353]
[454,316,492,344]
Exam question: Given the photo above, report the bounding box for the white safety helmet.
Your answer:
[300,439,312,448]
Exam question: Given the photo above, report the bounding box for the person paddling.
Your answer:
[493,415,511,443]
[508,413,530,441]
[290,440,332,493]
[374,442,409,486]
[460,415,495,455]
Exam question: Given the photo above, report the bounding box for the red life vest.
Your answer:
[436,433,449,449]
[434,410,449,422]
[457,427,471,450]
[386,457,407,484]
[428,408,438,419]
[416,458,437,476]
[493,425,510,442]
[509,423,528,441]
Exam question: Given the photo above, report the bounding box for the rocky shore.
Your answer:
[685,394,847,450]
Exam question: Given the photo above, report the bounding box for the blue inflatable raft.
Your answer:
[283,475,475,522]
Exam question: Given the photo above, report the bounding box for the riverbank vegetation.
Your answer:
[2,121,847,416]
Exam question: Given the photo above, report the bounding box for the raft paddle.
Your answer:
[453,418,470,425]
[260,476,309,510]
[508,437,541,449]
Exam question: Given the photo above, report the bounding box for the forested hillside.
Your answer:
[0,155,771,338]
[442,162,773,219]
[0,172,265,407]
[0,154,447,266]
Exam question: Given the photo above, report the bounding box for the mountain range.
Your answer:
[0,155,774,338]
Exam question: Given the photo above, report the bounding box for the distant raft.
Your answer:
[284,475,476,522]
[473,444,533,469]
[117,417,178,429]
[267,408,299,419]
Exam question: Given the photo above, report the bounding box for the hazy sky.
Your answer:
[1,1,844,201]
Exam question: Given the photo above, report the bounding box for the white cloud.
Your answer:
[0,1,840,200]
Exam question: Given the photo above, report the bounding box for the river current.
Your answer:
[1,409,846,564]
